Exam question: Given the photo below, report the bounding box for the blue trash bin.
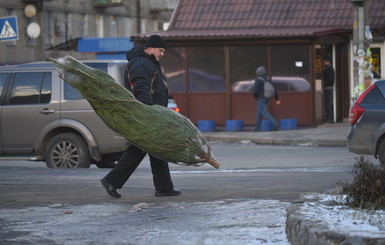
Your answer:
[226,120,243,131]
[280,118,298,130]
[198,120,215,132]
[261,120,273,131]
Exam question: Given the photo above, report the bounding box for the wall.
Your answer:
[0,0,177,64]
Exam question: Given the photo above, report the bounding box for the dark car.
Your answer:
[347,80,385,165]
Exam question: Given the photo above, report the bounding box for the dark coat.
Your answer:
[125,46,168,107]
[323,64,335,88]
[253,75,279,101]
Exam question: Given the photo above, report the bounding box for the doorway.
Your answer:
[315,43,350,124]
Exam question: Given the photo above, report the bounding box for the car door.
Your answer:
[1,71,60,155]
[0,72,11,155]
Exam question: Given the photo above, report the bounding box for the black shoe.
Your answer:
[155,190,181,197]
[100,178,121,198]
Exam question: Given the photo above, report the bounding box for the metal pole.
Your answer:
[351,0,370,101]
[352,5,359,101]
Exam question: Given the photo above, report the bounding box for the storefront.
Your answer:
[131,0,385,127]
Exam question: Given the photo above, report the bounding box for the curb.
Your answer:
[286,194,385,245]
[203,134,347,147]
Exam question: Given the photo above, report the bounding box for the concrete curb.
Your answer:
[203,126,348,147]
[286,195,385,245]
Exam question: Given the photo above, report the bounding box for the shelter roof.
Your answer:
[133,0,385,40]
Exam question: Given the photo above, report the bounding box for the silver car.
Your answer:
[0,60,129,168]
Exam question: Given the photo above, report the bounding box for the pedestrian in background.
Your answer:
[323,57,334,123]
[253,66,281,131]
[100,35,181,198]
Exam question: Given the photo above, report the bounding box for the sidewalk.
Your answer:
[203,123,348,147]
[204,123,385,245]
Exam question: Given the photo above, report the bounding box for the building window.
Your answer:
[65,13,72,40]
[162,47,187,92]
[96,15,104,37]
[123,17,131,37]
[44,12,53,46]
[271,44,311,92]
[230,46,267,92]
[110,16,117,37]
[80,14,88,37]
[188,47,225,92]
[371,47,381,78]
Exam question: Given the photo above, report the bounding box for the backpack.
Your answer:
[263,78,275,98]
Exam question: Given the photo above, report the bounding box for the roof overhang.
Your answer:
[131,28,351,42]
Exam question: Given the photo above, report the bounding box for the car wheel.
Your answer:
[378,139,385,167]
[45,133,91,168]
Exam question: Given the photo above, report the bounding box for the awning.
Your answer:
[131,27,351,41]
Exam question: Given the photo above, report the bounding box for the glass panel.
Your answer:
[188,46,225,92]
[10,73,43,105]
[161,47,187,92]
[231,46,267,92]
[63,62,108,100]
[64,82,83,100]
[271,45,311,92]
[40,73,52,103]
[362,86,385,104]
[85,63,108,72]
[0,73,10,97]
[371,47,381,79]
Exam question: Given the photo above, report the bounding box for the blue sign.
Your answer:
[0,16,18,42]
[78,37,132,53]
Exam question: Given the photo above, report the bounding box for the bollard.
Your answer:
[198,120,215,132]
[261,120,273,131]
[280,118,298,130]
[226,120,243,131]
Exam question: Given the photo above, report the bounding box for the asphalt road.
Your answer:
[0,143,361,244]
[0,142,357,208]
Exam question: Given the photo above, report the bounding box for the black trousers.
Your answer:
[104,144,174,192]
[324,87,333,123]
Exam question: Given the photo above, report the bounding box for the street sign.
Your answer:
[0,16,18,42]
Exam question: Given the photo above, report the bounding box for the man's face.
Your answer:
[148,47,166,61]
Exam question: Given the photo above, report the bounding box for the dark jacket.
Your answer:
[125,46,168,107]
[323,64,335,88]
[253,75,279,101]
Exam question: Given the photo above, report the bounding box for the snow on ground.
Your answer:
[0,199,291,245]
[299,193,385,238]
[1,196,384,245]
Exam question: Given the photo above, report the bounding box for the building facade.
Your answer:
[0,0,177,64]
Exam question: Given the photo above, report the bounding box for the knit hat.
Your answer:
[144,35,166,49]
[256,66,266,76]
